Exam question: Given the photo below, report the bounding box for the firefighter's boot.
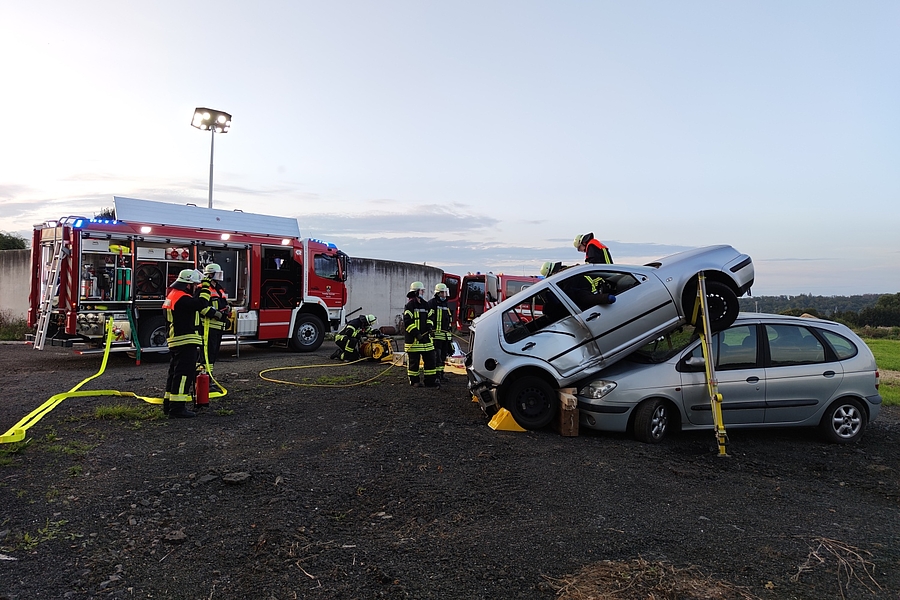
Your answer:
[168,395,196,419]
[163,392,170,416]
[329,348,341,360]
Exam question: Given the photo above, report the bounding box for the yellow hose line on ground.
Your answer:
[201,321,227,399]
[1,319,164,445]
[259,358,398,388]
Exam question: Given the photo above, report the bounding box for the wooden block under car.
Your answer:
[554,388,579,437]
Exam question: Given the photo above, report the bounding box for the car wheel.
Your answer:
[137,314,169,363]
[819,398,867,443]
[290,314,324,352]
[683,280,739,333]
[505,376,558,430]
[633,398,670,443]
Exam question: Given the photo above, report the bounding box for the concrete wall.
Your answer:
[0,249,30,320]
[345,258,445,334]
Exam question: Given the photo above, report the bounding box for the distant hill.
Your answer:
[738,294,882,318]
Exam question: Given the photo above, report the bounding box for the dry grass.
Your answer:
[543,558,759,600]
[791,537,881,600]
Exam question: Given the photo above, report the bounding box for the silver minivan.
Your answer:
[577,314,881,443]
[466,245,755,429]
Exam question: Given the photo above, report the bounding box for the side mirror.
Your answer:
[684,356,706,371]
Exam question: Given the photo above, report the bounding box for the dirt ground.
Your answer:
[0,339,898,600]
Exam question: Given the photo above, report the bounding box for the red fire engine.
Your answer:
[27,196,348,357]
[454,272,541,333]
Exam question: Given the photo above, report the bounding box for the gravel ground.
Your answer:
[0,340,898,599]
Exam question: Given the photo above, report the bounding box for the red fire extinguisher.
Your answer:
[195,370,210,407]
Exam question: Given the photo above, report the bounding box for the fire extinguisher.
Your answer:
[195,369,210,407]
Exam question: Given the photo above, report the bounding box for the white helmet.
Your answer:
[364,314,377,326]
[176,269,202,285]
[203,263,224,281]
[434,283,449,295]
[409,281,425,293]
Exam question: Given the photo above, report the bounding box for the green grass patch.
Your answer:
[0,439,32,465]
[0,310,27,341]
[864,338,900,371]
[93,403,163,421]
[44,440,96,458]
[16,519,78,551]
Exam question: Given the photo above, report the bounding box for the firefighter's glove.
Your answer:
[221,305,232,316]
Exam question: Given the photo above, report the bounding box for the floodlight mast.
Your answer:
[190,107,232,209]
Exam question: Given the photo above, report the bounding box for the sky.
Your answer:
[1,1,898,297]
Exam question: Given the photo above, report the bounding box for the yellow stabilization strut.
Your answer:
[691,273,728,457]
[1,318,165,445]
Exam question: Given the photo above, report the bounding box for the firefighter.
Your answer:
[198,263,231,380]
[404,281,438,388]
[162,269,208,418]
[427,283,453,381]
[330,314,378,361]
[574,232,613,264]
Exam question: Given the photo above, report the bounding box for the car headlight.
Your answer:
[579,380,617,399]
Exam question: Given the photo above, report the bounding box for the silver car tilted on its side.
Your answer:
[577,313,881,443]
[466,245,754,430]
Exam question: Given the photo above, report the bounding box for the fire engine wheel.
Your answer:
[290,314,324,352]
[505,376,558,430]
[137,315,169,362]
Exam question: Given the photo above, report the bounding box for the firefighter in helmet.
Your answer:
[403,281,438,387]
[162,269,207,418]
[198,263,231,381]
[574,232,613,264]
[427,282,453,382]
[330,314,378,361]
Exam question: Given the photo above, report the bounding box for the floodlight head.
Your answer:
[191,107,232,133]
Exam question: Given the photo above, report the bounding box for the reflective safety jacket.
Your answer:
[335,316,370,351]
[584,238,613,264]
[404,296,434,351]
[427,296,453,341]
[162,286,206,347]
[199,280,229,331]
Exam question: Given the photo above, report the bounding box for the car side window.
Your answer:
[557,270,639,311]
[502,289,563,344]
[818,329,858,360]
[766,324,825,365]
[685,324,757,370]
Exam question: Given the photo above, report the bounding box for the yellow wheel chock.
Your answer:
[488,408,526,432]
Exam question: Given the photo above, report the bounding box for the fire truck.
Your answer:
[27,196,348,358]
[454,272,541,333]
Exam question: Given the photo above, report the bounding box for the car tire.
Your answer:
[633,398,670,443]
[505,376,558,430]
[290,314,324,352]
[683,280,740,333]
[137,314,169,363]
[819,398,867,443]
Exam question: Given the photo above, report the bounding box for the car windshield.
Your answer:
[629,325,699,363]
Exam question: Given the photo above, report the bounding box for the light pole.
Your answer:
[190,107,232,208]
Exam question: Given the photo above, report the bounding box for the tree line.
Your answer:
[739,293,900,327]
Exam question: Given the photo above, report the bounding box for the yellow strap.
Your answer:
[1,319,164,445]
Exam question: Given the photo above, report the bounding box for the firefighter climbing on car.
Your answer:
[404,281,439,388]
[574,232,613,264]
[427,283,453,382]
[330,314,378,361]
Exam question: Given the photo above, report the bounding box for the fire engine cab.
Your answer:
[455,272,540,333]
[27,196,348,357]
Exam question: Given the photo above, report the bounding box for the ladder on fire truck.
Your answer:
[33,237,70,351]
[691,273,729,457]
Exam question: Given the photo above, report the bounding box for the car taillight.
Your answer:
[875,370,880,389]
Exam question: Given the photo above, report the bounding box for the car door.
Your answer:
[497,287,600,378]
[763,324,843,424]
[556,267,680,364]
[680,323,766,426]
